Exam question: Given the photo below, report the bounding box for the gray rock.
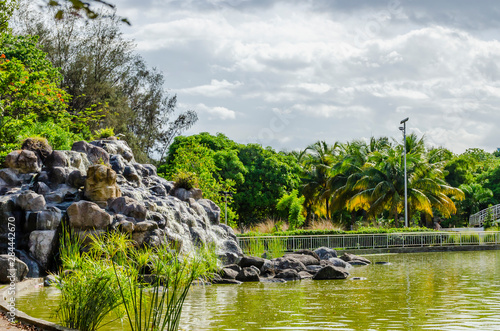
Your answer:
[142,164,157,177]
[110,155,127,174]
[118,220,135,233]
[298,271,314,279]
[212,278,243,285]
[0,168,21,186]
[134,220,159,233]
[67,201,112,230]
[33,182,50,195]
[36,206,62,230]
[285,253,320,266]
[273,256,307,272]
[44,275,58,287]
[49,166,69,185]
[90,139,135,162]
[108,196,147,221]
[239,255,267,269]
[124,165,141,183]
[275,268,300,281]
[220,267,239,279]
[236,267,260,282]
[325,258,352,269]
[174,188,203,201]
[314,247,338,260]
[198,199,221,225]
[16,191,46,211]
[67,170,86,188]
[45,151,68,168]
[0,255,29,283]
[60,151,90,174]
[290,249,320,261]
[339,253,371,265]
[29,230,58,269]
[313,265,349,280]
[72,141,110,165]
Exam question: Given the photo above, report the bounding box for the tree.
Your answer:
[457,184,493,224]
[276,190,305,229]
[43,0,129,24]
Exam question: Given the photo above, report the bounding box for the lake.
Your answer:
[16,250,500,330]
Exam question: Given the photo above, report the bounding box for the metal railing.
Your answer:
[470,204,500,226]
[237,231,500,254]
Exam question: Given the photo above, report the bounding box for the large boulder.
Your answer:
[29,230,58,269]
[220,267,239,280]
[67,201,112,230]
[339,253,371,266]
[45,150,68,168]
[239,255,267,269]
[25,207,62,231]
[197,199,221,225]
[275,269,300,281]
[72,141,110,165]
[272,256,307,272]
[174,188,203,201]
[21,138,52,164]
[84,164,121,205]
[0,255,29,283]
[108,196,147,221]
[0,168,21,186]
[236,266,260,282]
[289,249,320,261]
[4,150,40,173]
[313,265,349,280]
[284,253,320,266]
[90,139,135,162]
[16,191,46,211]
[324,258,352,269]
[314,247,338,260]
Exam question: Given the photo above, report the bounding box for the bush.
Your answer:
[173,171,199,191]
[93,127,115,140]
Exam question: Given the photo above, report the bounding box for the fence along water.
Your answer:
[237,232,500,255]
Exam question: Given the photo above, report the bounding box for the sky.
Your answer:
[112,0,500,154]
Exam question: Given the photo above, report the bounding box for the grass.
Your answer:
[306,219,344,231]
[56,227,218,331]
[244,237,287,259]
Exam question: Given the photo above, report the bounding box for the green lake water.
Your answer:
[16,250,500,330]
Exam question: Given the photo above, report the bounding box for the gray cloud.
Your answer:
[114,0,500,154]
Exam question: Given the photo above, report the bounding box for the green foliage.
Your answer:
[245,237,286,259]
[0,0,17,32]
[93,127,115,140]
[276,190,305,229]
[173,171,199,191]
[238,226,435,237]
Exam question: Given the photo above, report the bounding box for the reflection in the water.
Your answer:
[16,250,500,330]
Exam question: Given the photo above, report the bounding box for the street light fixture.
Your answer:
[400,117,409,227]
[218,191,233,225]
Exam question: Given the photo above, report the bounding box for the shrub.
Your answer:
[173,171,199,191]
[93,127,115,140]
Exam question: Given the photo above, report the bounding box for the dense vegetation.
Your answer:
[160,132,500,230]
[1,0,195,163]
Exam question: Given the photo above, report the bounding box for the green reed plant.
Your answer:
[266,237,286,259]
[247,238,265,258]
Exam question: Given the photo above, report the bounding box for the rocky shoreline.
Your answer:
[214,248,371,284]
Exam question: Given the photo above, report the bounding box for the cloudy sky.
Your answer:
[113,0,500,153]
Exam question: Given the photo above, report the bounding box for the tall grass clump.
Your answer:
[266,237,286,259]
[307,219,343,231]
[55,229,126,331]
[247,238,265,258]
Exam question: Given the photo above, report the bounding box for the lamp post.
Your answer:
[218,191,233,225]
[399,117,409,228]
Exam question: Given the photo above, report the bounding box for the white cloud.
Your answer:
[176,79,243,97]
[191,103,237,120]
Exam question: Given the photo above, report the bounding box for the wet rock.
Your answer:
[339,253,371,265]
[236,267,260,282]
[134,220,158,233]
[49,166,69,185]
[298,271,314,279]
[33,182,50,195]
[239,255,267,269]
[275,269,300,281]
[5,150,40,174]
[375,261,392,265]
[118,219,135,233]
[306,265,322,273]
[67,170,86,188]
[289,249,320,261]
[198,199,221,225]
[45,151,68,168]
[44,275,58,287]
[67,201,112,230]
[273,256,307,272]
[29,230,58,269]
[108,196,147,221]
[17,250,40,278]
[314,247,338,260]
[84,164,121,205]
[0,168,21,186]
[0,255,29,283]
[285,253,320,266]
[124,165,141,183]
[212,277,242,285]
[16,191,46,211]
[26,206,62,231]
[323,258,352,269]
[174,188,203,201]
[90,139,134,162]
[142,164,157,177]
[72,140,110,165]
[313,265,349,280]
[60,151,90,174]
[110,155,127,174]
[220,267,239,280]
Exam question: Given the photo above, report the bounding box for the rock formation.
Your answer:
[0,138,242,277]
